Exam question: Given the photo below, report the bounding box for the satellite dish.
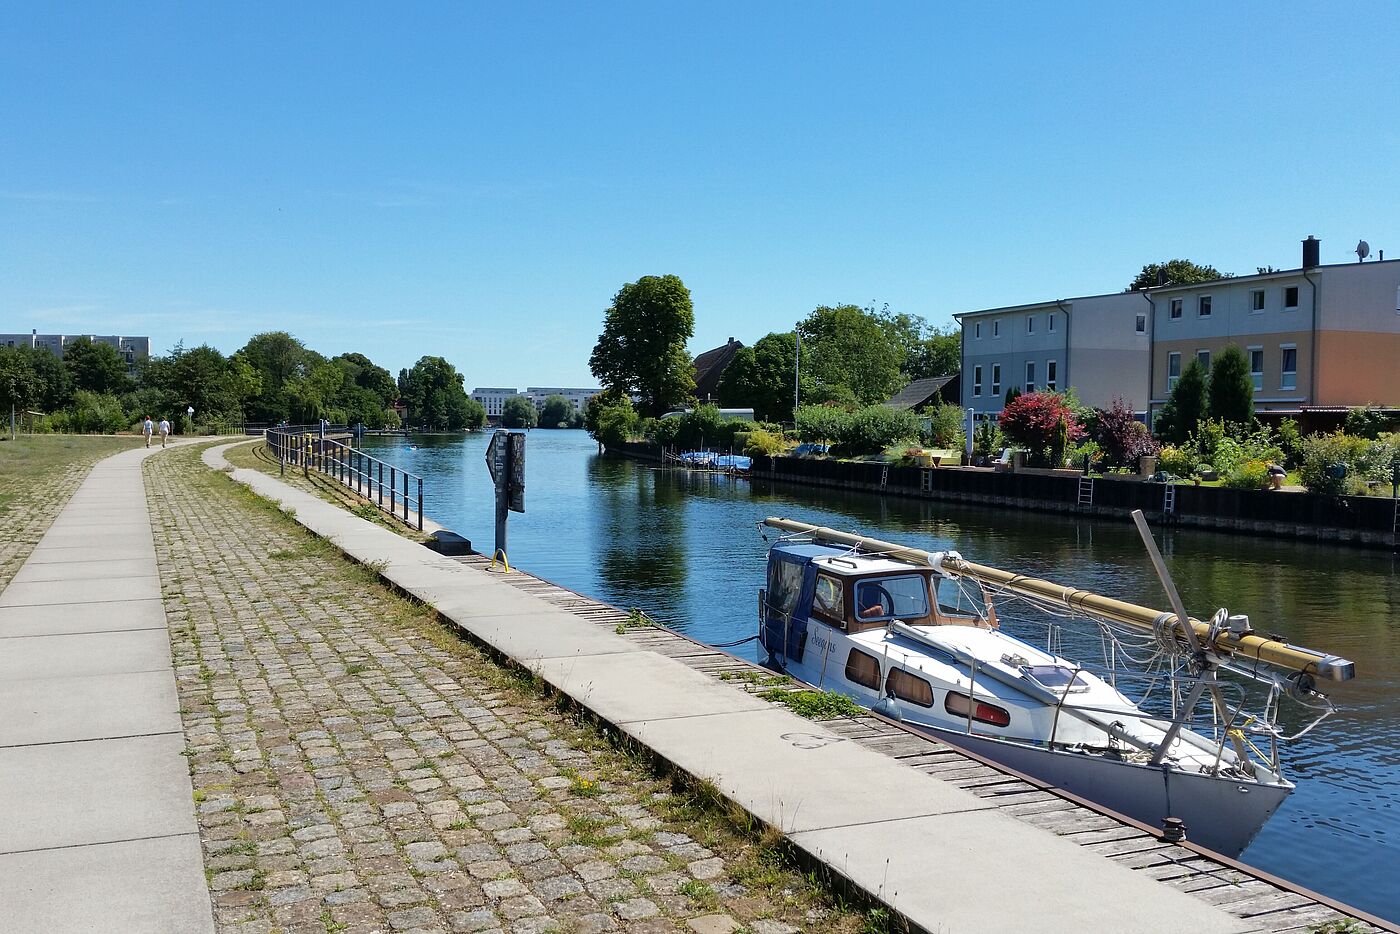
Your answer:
[1357,240,1371,261]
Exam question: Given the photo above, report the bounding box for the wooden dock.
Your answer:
[456,553,1394,934]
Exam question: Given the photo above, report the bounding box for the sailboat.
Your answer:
[757,514,1353,857]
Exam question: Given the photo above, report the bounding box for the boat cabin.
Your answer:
[761,542,996,665]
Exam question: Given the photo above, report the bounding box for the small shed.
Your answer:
[885,374,961,411]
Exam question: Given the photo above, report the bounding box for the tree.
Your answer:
[589,275,696,417]
[235,331,316,423]
[998,391,1085,467]
[63,337,130,395]
[538,395,575,428]
[502,395,538,429]
[583,389,639,447]
[1155,359,1208,443]
[904,327,960,380]
[0,346,41,414]
[1128,260,1230,291]
[798,304,906,405]
[1207,345,1254,426]
[717,331,811,422]
[398,356,474,431]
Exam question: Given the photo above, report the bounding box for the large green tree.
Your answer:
[1207,344,1254,426]
[63,337,131,395]
[0,346,41,414]
[234,331,317,423]
[538,394,576,427]
[1155,358,1209,443]
[717,331,814,422]
[399,356,476,431]
[1128,259,1230,291]
[798,304,906,405]
[589,275,696,417]
[501,395,538,429]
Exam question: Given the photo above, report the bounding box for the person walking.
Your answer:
[142,415,154,448]
[158,417,171,448]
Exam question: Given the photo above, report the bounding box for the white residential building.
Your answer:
[522,387,600,413]
[0,330,151,375]
[469,388,519,418]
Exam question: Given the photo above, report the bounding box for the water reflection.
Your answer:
[361,430,1400,923]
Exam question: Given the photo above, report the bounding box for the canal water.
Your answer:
[364,429,1400,922]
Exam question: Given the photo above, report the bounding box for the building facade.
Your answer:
[957,239,1400,425]
[0,330,151,375]
[521,387,600,413]
[469,388,519,419]
[957,292,1149,417]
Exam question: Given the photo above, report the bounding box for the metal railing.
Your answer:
[266,427,424,531]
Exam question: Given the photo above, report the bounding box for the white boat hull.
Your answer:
[913,723,1291,857]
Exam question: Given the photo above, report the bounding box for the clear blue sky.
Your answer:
[4,3,1398,388]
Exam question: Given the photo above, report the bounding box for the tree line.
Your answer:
[0,331,488,433]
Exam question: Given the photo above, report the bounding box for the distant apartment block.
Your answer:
[957,237,1400,425]
[522,387,600,413]
[1,330,151,375]
[469,388,519,418]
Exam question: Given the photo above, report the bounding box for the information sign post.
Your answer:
[484,430,526,563]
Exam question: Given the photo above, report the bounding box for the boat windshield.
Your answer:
[855,575,929,621]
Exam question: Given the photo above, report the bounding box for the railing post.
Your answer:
[378,461,383,508]
[403,471,409,523]
[390,467,396,512]
[417,476,423,531]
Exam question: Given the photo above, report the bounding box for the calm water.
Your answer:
[365,430,1400,921]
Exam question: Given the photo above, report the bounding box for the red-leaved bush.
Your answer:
[1091,396,1159,468]
[998,391,1085,467]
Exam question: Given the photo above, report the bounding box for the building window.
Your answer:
[1025,361,1036,393]
[1285,286,1299,310]
[885,668,934,707]
[1046,360,1057,391]
[974,322,982,339]
[1280,345,1298,390]
[1026,316,1035,334]
[973,365,983,397]
[845,649,881,690]
[1135,313,1146,333]
[1048,313,1056,333]
[1167,352,1181,391]
[1169,298,1183,319]
[1196,350,1211,370]
[1251,289,1265,313]
[1198,296,1212,317]
[1249,347,1264,391]
[991,364,1001,396]
[992,320,1001,338]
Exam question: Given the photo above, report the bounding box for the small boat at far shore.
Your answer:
[756,516,1354,857]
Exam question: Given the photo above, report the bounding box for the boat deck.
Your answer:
[455,552,1393,934]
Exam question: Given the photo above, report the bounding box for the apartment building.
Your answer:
[0,330,150,375]
[957,291,1150,416]
[957,237,1400,425]
[1147,246,1400,418]
[469,388,519,419]
[522,387,600,413]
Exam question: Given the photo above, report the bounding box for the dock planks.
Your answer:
[454,553,1391,934]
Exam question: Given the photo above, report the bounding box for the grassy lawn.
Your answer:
[0,433,143,486]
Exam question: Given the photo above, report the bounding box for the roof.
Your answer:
[886,375,957,410]
[693,338,744,402]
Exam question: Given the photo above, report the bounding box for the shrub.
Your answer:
[1206,344,1254,426]
[1157,446,1194,478]
[1222,460,1269,490]
[1091,396,1159,469]
[920,401,965,449]
[736,428,790,457]
[794,404,847,442]
[1343,405,1400,440]
[1297,432,1372,494]
[998,391,1085,467]
[1276,417,1303,468]
[588,395,640,447]
[835,405,920,456]
[972,419,1002,459]
[65,391,129,434]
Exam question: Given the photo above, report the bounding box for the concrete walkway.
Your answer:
[0,443,214,933]
[210,442,1263,934]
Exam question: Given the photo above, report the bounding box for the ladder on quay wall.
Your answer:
[1077,476,1095,508]
[880,465,890,489]
[920,468,934,494]
[1163,483,1177,516]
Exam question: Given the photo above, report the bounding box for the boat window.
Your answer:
[855,575,929,621]
[1021,664,1089,693]
[885,667,934,707]
[767,559,805,619]
[845,649,881,690]
[812,573,844,622]
[944,691,1012,727]
[935,577,990,620]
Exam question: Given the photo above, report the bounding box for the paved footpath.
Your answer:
[0,441,215,933]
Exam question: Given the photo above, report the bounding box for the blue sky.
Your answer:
[4,3,1399,388]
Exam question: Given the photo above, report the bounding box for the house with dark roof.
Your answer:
[885,374,960,411]
[693,337,744,403]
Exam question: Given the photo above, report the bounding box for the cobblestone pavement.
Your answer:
[147,445,822,934]
[0,435,141,588]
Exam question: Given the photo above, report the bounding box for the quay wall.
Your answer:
[614,442,1399,549]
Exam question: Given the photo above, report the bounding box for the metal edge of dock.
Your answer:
[452,552,1397,934]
